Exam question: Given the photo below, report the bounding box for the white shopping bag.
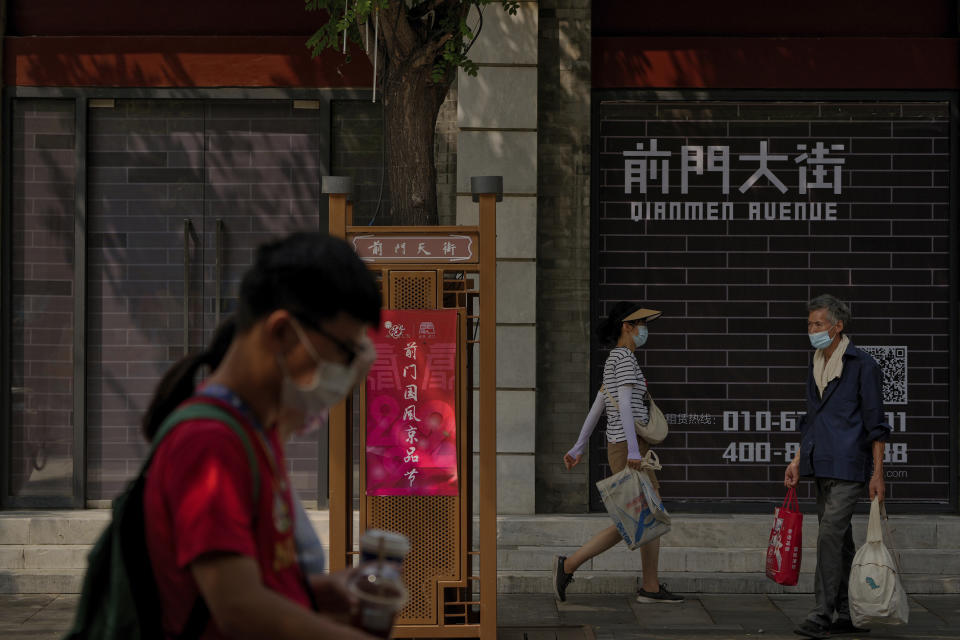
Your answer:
[595,451,670,550]
[849,498,909,626]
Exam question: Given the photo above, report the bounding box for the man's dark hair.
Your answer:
[807,294,851,330]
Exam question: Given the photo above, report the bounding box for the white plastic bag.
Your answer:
[595,451,670,550]
[848,498,909,626]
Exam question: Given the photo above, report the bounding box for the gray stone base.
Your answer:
[3,510,960,594]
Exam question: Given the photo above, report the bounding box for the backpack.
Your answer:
[848,498,909,627]
[65,401,260,640]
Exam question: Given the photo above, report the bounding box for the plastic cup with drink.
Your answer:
[348,529,410,638]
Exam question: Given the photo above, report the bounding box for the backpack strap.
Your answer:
[151,401,263,640]
[152,401,261,506]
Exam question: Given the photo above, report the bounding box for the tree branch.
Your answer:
[408,0,452,19]
[407,1,471,69]
[377,0,420,63]
[411,32,454,68]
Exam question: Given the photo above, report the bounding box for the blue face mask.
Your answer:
[632,325,648,348]
[808,327,834,350]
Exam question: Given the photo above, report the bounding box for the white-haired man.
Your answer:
[786,294,891,639]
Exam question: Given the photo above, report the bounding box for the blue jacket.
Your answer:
[798,341,892,483]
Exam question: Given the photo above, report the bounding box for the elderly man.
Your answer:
[785,294,891,639]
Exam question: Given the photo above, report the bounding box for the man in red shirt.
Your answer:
[140,233,381,639]
[145,398,316,638]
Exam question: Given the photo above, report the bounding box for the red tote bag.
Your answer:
[766,487,803,586]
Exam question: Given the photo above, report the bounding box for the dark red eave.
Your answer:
[4,36,373,88]
[593,37,960,90]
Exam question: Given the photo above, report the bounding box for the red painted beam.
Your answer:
[593,37,959,90]
[5,36,374,88]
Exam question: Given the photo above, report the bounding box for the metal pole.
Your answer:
[472,175,502,639]
[322,176,353,570]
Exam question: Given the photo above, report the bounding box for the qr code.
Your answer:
[860,346,908,405]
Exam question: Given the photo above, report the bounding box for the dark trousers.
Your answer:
[807,478,863,626]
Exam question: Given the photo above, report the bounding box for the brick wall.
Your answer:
[535,0,593,513]
[9,99,77,501]
[435,82,458,227]
[331,99,389,226]
[594,100,951,508]
[86,99,201,500]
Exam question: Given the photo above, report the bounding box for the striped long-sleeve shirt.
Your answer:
[601,347,649,443]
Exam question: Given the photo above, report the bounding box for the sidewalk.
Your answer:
[2,592,959,639]
[498,593,960,640]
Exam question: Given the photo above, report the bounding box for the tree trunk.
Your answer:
[381,63,448,226]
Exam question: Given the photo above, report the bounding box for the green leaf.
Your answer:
[305,0,523,78]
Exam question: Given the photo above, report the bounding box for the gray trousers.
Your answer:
[807,478,864,626]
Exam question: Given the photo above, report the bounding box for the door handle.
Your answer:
[215,218,223,327]
[183,218,191,355]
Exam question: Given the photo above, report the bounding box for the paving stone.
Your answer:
[0,627,64,640]
[628,596,714,628]
[22,599,77,629]
[558,595,638,626]
[2,592,960,638]
[498,593,561,626]
[912,594,960,625]
[768,593,817,624]
[0,595,55,624]
[699,593,794,630]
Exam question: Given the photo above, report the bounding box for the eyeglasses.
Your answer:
[298,318,361,366]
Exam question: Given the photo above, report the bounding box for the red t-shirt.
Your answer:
[144,398,312,639]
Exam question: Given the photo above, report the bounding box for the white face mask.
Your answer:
[278,318,377,425]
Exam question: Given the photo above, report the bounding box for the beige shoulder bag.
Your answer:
[600,385,669,445]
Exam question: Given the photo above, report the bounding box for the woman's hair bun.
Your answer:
[595,301,638,345]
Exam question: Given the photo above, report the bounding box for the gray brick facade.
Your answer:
[9,100,78,501]
[593,100,951,508]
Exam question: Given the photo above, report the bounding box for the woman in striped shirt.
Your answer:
[553,302,683,604]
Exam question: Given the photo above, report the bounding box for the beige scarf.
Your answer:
[813,334,850,397]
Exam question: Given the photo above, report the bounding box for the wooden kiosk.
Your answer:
[324,175,501,638]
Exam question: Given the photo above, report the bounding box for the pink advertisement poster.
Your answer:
[365,309,459,496]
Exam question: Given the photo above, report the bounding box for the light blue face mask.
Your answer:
[632,324,648,348]
[808,327,834,350]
